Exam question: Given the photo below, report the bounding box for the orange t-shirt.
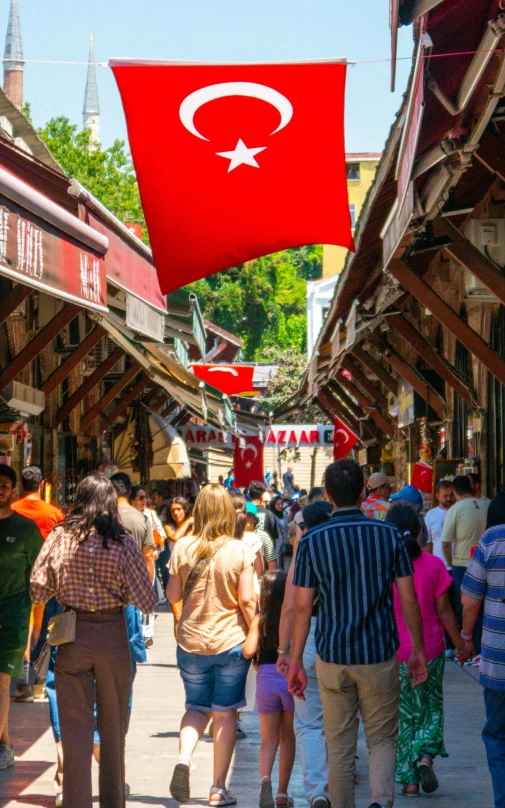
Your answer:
[11,498,64,539]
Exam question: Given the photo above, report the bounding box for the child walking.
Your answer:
[243,570,295,808]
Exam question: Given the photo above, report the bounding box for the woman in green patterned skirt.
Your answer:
[387,504,473,797]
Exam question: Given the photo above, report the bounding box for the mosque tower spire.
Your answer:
[83,33,100,144]
[3,0,24,108]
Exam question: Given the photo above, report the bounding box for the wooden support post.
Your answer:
[80,363,140,432]
[0,303,80,392]
[0,284,31,327]
[341,355,389,411]
[366,331,446,419]
[388,259,505,389]
[336,371,396,438]
[387,314,474,406]
[41,325,105,396]
[351,345,398,396]
[435,217,505,307]
[55,347,124,427]
[101,376,151,427]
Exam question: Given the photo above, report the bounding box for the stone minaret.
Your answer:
[3,0,24,108]
[83,33,100,144]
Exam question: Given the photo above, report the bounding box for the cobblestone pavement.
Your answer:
[1,605,494,808]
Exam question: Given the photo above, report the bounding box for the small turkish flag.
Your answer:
[333,417,358,461]
[191,364,255,396]
[110,59,354,293]
[411,462,433,494]
[234,435,264,488]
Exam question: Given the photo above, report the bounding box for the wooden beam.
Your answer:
[326,379,365,422]
[340,355,389,411]
[388,259,505,389]
[435,217,505,307]
[80,363,141,432]
[40,325,105,396]
[351,345,398,396]
[55,347,124,427]
[100,373,150,428]
[0,303,80,392]
[336,371,396,438]
[316,390,361,436]
[323,384,383,442]
[366,331,446,419]
[0,284,31,327]
[161,399,179,420]
[150,393,171,413]
[387,314,474,407]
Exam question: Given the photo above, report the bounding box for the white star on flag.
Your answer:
[216,139,266,172]
[245,461,252,468]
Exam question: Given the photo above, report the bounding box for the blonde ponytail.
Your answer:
[189,484,236,560]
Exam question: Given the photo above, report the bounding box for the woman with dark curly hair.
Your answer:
[30,473,156,808]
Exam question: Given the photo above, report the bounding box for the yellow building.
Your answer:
[322,153,382,278]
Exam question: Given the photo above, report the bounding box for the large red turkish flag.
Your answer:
[110,59,354,293]
[411,462,433,494]
[191,364,255,396]
[333,417,358,460]
[234,435,264,488]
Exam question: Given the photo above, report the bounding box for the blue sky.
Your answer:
[3,0,413,152]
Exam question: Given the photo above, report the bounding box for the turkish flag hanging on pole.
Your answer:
[333,417,358,461]
[110,59,354,293]
[234,435,264,488]
[191,364,255,396]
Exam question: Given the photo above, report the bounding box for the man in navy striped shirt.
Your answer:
[461,499,505,808]
[290,460,427,808]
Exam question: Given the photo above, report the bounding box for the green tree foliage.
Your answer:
[38,116,146,239]
[190,245,322,359]
[259,346,323,424]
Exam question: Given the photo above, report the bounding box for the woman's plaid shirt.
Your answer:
[30,525,157,614]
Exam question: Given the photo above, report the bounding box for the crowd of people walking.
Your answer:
[1,458,505,808]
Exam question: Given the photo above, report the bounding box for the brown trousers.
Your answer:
[316,654,399,808]
[55,611,132,808]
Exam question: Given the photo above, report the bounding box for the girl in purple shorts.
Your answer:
[243,570,295,808]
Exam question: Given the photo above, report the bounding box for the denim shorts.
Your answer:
[177,642,251,714]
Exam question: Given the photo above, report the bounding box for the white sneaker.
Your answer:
[0,744,15,770]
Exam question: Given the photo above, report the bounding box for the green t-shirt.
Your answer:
[0,511,44,612]
[441,497,489,567]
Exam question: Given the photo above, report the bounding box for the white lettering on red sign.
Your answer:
[17,219,43,279]
[80,253,101,304]
[0,209,9,264]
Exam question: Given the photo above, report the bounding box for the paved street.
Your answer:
[1,605,494,808]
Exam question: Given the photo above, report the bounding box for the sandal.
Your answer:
[276,795,294,807]
[170,760,191,803]
[259,778,275,808]
[209,787,237,807]
[416,757,439,794]
[401,785,420,797]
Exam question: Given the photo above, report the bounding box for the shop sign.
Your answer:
[0,195,107,311]
[180,423,334,449]
[358,448,368,466]
[125,293,165,341]
[398,380,415,428]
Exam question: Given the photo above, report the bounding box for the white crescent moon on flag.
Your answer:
[207,367,239,376]
[179,82,293,142]
[334,428,350,448]
[242,442,258,461]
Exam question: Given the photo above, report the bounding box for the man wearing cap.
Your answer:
[361,473,393,521]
